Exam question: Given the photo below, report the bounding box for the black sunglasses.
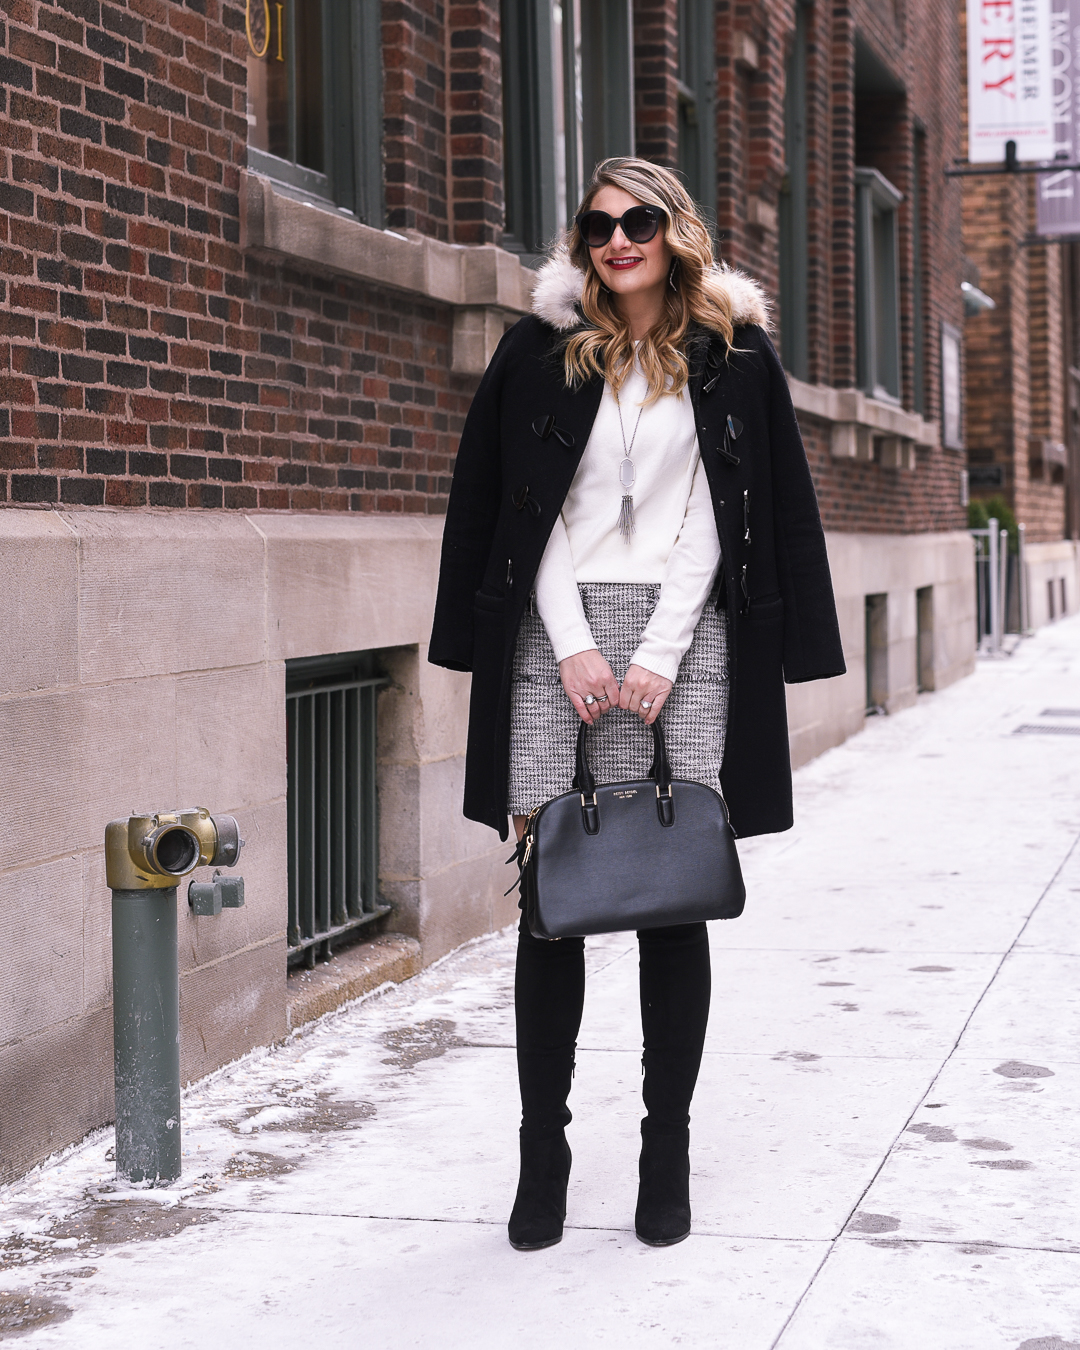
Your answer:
[576,205,664,249]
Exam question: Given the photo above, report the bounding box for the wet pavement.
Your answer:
[2,615,1080,1348]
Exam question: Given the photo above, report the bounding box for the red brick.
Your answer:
[10,285,58,312]
[10,27,57,66]
[106,479,149,505]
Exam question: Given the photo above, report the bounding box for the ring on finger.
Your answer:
[597,694,608,703]
[583,694,596,706]
[641,699,652,711]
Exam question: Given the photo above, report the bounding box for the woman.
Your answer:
[429,158,845,1250]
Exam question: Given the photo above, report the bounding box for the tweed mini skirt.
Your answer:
[507,582,730,816]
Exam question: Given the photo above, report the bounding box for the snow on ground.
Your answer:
[3,615,1080,1349]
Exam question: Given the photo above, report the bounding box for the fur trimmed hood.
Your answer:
[530,249,772,333]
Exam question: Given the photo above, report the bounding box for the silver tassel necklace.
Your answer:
[614,391,645,544]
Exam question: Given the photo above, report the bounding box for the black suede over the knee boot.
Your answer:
[635,922,711,1246]
[509,919,586,1250]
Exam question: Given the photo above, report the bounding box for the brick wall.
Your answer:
[709,0,967,535]
[714,0,789,297]
[960,120,1066,539]
[633,0,678,169]
[0,0,974,531]
[712,0,966,431]
[447,0,502,244]
[0,0,478,512]
[383,0,504,245]
[382,0,447,240]
[1029,242,1064,450]
[803,419,966,534]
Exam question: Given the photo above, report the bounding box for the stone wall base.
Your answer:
[787,531,977,769]
[1023,540,1080,628]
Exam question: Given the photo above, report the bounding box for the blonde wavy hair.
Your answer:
[561,158,734,402]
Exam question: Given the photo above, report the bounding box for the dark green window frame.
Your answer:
[246,0,383,225]
[501,0,635,259]
[912,127,927,414]
[676,0,717,222]
[855,166,903,403]
[779,0,809,380]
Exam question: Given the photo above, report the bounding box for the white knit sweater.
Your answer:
[535,361,722,684]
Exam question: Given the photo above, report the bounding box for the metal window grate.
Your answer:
[1013,724,1080,736]
[286,652,389,968]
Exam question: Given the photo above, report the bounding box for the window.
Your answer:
[916,585,934,692]
[676,0,717,216]
[865,593,889,714]
[286,651,389,968]
[855,167,903,402]
[912,129,927,413]
[246,0,383,224]
[941,322,962,449]
[779,0,809,380]
[501,0,635,258]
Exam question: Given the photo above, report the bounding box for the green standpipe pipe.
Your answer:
[110,887,181,1184]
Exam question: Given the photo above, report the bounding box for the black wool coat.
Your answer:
[429,271,846,843]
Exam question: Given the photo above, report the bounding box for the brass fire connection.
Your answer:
[104,809,244,891]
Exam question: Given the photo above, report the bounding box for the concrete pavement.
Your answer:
[3,614,1080,1348]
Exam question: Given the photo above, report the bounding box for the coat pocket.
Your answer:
[745,595,783,625]
[473,587,506,615]
[469,589,510,713]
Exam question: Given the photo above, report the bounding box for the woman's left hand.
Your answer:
[619,664,673,724]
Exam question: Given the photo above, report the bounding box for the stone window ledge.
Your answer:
[787,375,940,469]
[240,172,533,374]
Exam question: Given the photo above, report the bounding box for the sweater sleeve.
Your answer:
[629,455,722,683]
[534,513,598,662]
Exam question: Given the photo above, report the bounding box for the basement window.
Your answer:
[865,592,889,713]
[916,586,934,692]
[285,650,389,968]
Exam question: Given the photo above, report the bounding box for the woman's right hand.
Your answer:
[558,650,620,724]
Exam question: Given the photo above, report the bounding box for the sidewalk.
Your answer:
[3,616,1080,1349]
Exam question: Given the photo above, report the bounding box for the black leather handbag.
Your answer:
[512,720,745,939]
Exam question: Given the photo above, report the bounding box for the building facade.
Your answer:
[2,0,978,1179]
[960,181,1080,628]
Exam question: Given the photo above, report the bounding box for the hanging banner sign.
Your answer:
[1036,0,1080,234]
[967,0,1056,162]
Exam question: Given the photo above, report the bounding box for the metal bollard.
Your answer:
[105,809,244,1184]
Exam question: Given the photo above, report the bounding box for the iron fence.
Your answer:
[285,652,389,968]
[971,518,1030,652]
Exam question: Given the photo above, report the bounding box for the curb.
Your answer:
[285,934,422,1031]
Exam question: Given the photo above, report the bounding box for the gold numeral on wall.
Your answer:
[276,3,285,60]
[245,0,271,57]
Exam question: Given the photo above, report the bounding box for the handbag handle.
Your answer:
[573,720,674,831]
